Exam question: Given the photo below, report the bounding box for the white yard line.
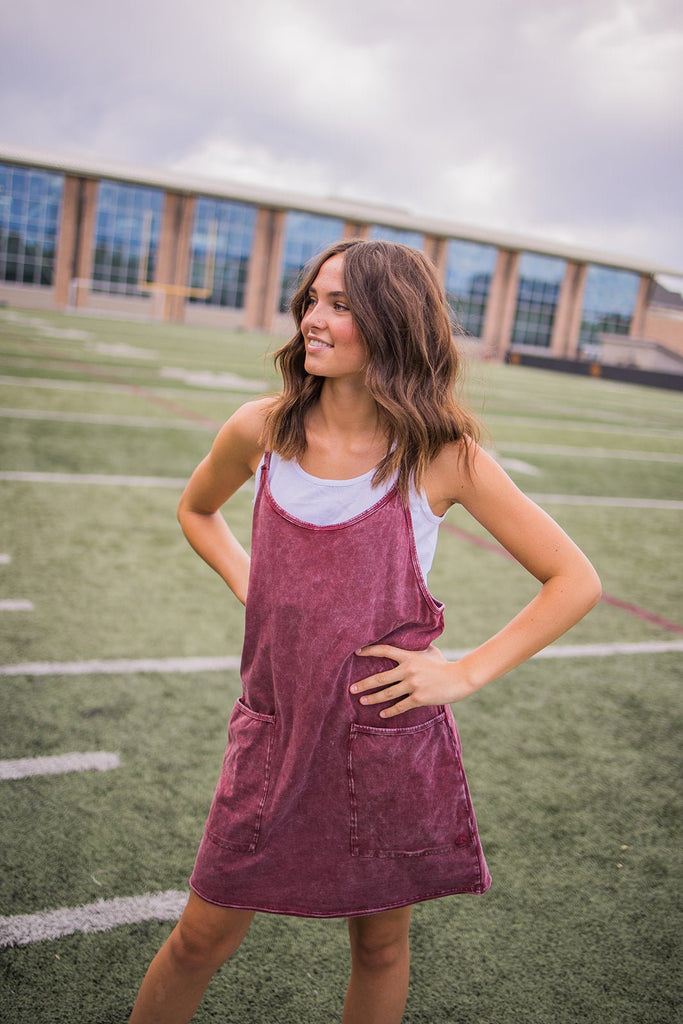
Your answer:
[0,751,120,780]
[0,599,34,611]
[0,374,146,396]
[484,414,683,440]
[1,643,681,679]
[0,407,211,430]
[0,373,264,398]
[2,470,679,508]
[497,457,540,476]
[0,890,188,948]
[497,443,683,464]
[0,655,242,676]
[0,554,11,564]
[443,640,683,660]
[0,470,187,488]
[527,494,683,509]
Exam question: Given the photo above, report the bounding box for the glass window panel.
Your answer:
[279,211,344,312]
[0,163,64,287]
[444,238,497,337]
[511,252,566,348]
[578,265,640,353]
[92,180,163,295]
[188,196,258,309]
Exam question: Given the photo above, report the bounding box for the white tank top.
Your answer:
[255,452,443,578]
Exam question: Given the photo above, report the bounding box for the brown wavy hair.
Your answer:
[265,238,479,498]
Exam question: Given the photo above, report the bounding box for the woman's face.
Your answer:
[301,255,366,384]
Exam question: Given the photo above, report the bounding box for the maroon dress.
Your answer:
[190,453,491,917]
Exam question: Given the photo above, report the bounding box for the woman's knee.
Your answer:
[169,895,254,972]
[348,907,412,972]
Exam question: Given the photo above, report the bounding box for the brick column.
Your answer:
[629,273,652,338]
[155,192,196,323]
[343,221,369,240]
[243,207,286,331]
[53,175,80,307]
[169,194,196,323]
[564,263,587,358]
[71,178,99,309]
[154,191,179,320]
[425,236,447,284]
[550,261,585,357]
[481,249,519,360]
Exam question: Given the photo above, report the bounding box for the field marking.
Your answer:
[4,406,681,457]
[0,751,120,780]
[443,640,683,660]
[2,470,680,510]
[484,414,683,440]
[443,523,683,634]
[0,599,34,611]
[0,374,165,396]
[497,443,683,464]
[0,471,187,489]
[0,407,212,431]
[160,366,265,392]
[497,457,540,476]
[0,554,12,564]
[0,890,188,948]
[1,643,681,679]
[527,494,683,510]
[0,655,242,677]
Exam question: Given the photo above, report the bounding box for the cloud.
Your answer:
[1,0,681,272]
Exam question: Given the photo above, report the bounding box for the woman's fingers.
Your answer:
[350,643,464,717]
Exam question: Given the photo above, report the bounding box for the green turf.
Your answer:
[0,307,681,1023]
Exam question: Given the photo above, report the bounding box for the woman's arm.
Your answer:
[176,398,273,606]
[353,442,602,717]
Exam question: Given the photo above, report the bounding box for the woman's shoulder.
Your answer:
[228,395,278,438]
[423,437,488,514]
[210,396,278,474]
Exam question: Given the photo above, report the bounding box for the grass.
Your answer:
[0,306,681,1023]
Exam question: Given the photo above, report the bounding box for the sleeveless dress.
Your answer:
[190,453,491,918]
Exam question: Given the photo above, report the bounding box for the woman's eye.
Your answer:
[334,302,349,312]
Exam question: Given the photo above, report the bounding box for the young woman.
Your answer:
[129,239,601,1023]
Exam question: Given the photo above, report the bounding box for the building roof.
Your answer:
[2,142,681,279]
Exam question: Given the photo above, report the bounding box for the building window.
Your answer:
[368,225,424,248]
[92,181,164,295]
[444,239,498,337]
[511,253,566,348]
[578,265,640,354]
[279,211,344,312]
[188,197,257,309]
[0,163,64,286]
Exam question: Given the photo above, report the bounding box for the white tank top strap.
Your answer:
[255,452,443,578]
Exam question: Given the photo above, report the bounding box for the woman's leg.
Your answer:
[128,891,255,1024]
[343,905,413,1024]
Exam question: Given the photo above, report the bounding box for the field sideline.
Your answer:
[0,307,681,1023]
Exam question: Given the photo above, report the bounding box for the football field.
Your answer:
[0,307,681,1023]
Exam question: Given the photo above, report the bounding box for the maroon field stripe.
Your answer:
[442,522,683,635]
[19,336,221,428]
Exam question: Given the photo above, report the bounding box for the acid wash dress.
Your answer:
[190,452,491,917]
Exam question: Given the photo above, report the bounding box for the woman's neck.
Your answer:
[313,379,383,441]
[301,380,388,478]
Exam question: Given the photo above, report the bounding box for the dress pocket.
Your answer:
[348,712,474,858]
[205,699,276,853]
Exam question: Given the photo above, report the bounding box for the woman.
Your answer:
[129,239,601,1023]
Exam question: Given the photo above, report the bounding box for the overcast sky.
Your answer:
[3,0,682,281]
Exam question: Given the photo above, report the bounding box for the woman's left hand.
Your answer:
[350,644,475,719]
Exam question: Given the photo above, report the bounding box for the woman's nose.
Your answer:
[305,309,325,329]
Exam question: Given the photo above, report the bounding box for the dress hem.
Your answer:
[189,876,492,920]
